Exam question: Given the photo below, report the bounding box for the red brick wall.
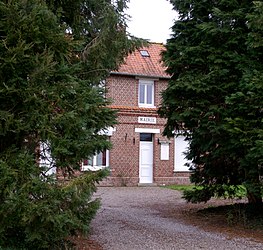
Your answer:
[110,123,139,179]
[107,75,137,107]
[99,74,191,186]
[107,75,168,108]
[155,79,168,108]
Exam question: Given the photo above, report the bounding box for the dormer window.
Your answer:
[139,50,150,57]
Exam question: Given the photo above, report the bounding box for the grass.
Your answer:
[166,184,249,199]
[164,184,195,192]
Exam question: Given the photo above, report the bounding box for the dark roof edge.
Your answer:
[110,71,171,80]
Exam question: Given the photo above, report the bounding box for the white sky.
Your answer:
[126,0,177,44]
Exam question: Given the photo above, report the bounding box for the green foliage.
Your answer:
[165,184,195,192]
[160,0,263,204]
[183,185,247,203]
[0,151,108,249]
[0,0,143,248]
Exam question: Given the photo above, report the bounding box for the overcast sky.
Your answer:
[126,0,177,43]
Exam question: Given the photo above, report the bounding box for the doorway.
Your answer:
[139,133,153,183]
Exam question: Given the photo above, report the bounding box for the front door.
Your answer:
[139,133,153,183]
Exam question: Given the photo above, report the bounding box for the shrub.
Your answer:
[0,152,107,249]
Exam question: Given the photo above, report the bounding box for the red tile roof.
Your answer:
[112,43,170,79]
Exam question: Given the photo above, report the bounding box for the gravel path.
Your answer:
[90,187,263,250]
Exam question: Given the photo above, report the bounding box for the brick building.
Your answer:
[82,43,191,186]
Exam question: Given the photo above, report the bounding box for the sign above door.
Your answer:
[138,116,156,124]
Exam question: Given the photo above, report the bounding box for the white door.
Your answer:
[139,140,153,184]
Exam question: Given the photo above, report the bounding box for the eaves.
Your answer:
[110,71,171,80]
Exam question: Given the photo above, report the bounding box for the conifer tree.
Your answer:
[159,0,262,204]
[0,0,142,248]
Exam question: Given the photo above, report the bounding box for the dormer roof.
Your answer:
[112,43,171,79]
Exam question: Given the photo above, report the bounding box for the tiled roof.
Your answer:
[112,43,170,79]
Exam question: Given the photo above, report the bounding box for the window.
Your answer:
[139,50,150,57]
[98,80,106,98]
[82,150,109,171]
[139,80,154,107]
[140,133,153,142]
[39,141,56,176]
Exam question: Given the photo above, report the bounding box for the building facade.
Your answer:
[93,43,191,186]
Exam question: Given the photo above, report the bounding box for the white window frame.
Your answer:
[138,80,155,107]
[82,150,109,171]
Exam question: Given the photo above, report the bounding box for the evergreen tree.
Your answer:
[159,0,262,204]
[0,0,142,248]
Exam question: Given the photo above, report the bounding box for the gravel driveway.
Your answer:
[90,187,263,250]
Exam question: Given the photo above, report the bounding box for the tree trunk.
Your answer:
[246,190,262,205]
